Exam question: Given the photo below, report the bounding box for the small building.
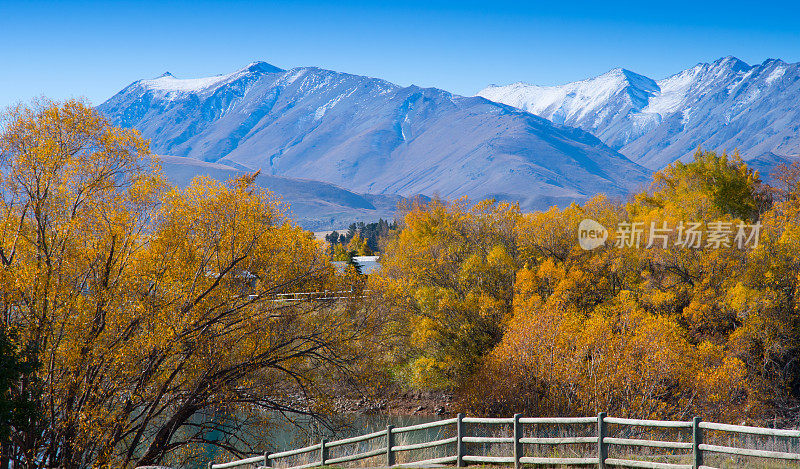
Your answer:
[332,255,381,275]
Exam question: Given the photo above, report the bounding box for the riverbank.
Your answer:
[333,390,454,416]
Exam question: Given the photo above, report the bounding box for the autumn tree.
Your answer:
[771,160,800,202]
[732,176,800,418]
[0,100,382,469]
[461,151,797,423]
[635,149,770,221]
[372,198,520,389]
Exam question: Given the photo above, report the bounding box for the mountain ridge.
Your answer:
[99,62,650,213]
[478,56,800,170]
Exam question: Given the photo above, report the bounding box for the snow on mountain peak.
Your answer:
[643,57,752,116]
[765,64,788,85]
[99,61,651,213]
[477,67,658,128]
[477,56,800,171]
[141,71,238,94]
[139,62,283,96]
[478,57,766,129]
[241,61,284,74]
[712,55,750,71]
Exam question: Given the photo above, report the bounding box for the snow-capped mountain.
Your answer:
[478,57,800,170]
[478,68,660,150]
[99,62,650,213]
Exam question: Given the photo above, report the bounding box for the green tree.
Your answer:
[0,326,40,469]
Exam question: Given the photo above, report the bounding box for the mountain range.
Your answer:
[98,62,650,223]
[98,56,799,228]
[478,56,800,171]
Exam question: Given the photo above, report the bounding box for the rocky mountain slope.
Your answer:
[99,62,650,212]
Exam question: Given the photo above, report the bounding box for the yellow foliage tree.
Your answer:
[371,198,520,389]
[0,100,382,469]
[346,232,373,256]
[458,151,798,423]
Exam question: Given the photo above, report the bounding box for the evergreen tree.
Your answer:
[0,326,40,469]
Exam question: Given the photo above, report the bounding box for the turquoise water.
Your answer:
[191,412,447,469]
[271,413,442,449]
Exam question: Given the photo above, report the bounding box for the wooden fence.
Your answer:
[209,413,800,469]
[249,290,371,303]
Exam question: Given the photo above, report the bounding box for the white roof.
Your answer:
[332,256,381,275]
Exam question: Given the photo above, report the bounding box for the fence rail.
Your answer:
[209,413,800,469]
[252,290,371,303]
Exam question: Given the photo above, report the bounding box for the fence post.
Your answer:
[207,463,213,469]
[692,417,702,469]
[597,412,607,469]
[513,413,522,469]
[320,438,328,467]
[263,452,271,468]
[456,413,465,468]
[386,425,395,467]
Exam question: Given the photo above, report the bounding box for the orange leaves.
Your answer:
[458,151,800,422]
[470,279,697,418]
[1,100,366,467]
[693,341,749,419]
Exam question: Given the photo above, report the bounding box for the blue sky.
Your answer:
[1,0,799,108]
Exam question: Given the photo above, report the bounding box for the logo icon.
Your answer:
[578,219,608,250]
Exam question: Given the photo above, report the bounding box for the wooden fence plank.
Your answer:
[462,417,515,424]
[211,455,265,469]
[603,437,692,449]
[325,429,387,447]
[519,456,596,465]
[463,455,515,463]
[214,414,800,469]
[391,436,457,452]
[462,436,514,443]
[391,417,457,434]
[519,417,597,424]
[269,443,321,459]
[699,421,800,438]
[520,436,596,444]
[605,417,692,428]
[605,458,692,469]
[698,443,800,460]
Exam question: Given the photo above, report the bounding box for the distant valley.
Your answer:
[156,155,401,230]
